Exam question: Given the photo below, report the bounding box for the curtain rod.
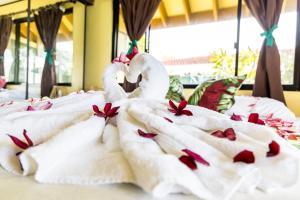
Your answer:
[0,0,76,17]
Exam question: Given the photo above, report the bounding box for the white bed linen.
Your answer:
[0,168,299,200]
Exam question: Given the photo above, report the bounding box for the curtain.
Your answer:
[34,6,63,97]
[120,0,161,92]
[244,0,285,104]
[0,16,13,76]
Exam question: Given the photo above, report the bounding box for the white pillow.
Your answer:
[225,96,296,122]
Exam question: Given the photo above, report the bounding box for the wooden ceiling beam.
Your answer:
[62,15,73,32]
[182,0,191,24]
[212,0,219,21]
[158,2,168,27]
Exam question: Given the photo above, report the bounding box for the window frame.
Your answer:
[6,8,74,86]
[112,0,300,91]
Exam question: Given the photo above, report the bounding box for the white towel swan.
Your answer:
[103,53,169,102]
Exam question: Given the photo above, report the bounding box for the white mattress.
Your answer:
[1,168,299,200]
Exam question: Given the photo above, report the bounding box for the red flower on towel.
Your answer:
[163,117,173,123]
[113,52,130,65]
[211,128,236,141]
[26,101,53,111]
[230,113,242,121]
[168,100,193,116]
[266,141,280,157]
[179,149,210,170]
[8,129,34,150]
[137,129,157,139]
[248,113,265,125]
[233,150,255,164]
[93,103,120,119]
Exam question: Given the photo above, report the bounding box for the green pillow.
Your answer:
[166,76,185,103]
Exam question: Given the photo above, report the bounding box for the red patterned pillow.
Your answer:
[188,75,246,113]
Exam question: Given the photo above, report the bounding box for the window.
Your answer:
[4,9,74,97]
[113,0,300,90]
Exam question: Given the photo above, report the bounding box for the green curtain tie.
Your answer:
[127,39,138,55]
[260,24,278,47]
[45,49,54,65]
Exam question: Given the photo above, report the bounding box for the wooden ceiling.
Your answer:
[151,0,297,29]
[20,14,73,45]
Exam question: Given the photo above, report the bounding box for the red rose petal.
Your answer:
[182,149,210,166]
[164,117,173,123]
[211,130,226,138]
[40,102,53,110]
[137,129,157,139]
[179,155,197,170]
[248,113,259,123]
[266,140,280,157]
[106,106,120,117]
[233,150,255,164]
[169,100,177,110]
[92,105,101,114]
[231,113,242,121]
[26,106,35,111]
[168,109,177,114]
[7,134,29,150]
[181,110,193,116]
[224,128,236,141]
[104,103,112,114]
[257,119,265,125]
[23,130,33,147]
[178,100,188,110]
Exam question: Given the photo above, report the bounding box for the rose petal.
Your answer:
[92,105,101,114]
[248,113,259,123]
[106,106,120,117]
[182,149,210,166]
[26,106,35,111]
[137,129,157,139]
[257,119,265,125]
[23,130,33,147]
[233,150,255,164]
[7,134,29,150]
[224,128,236,141]
[104,103,112,114]
[168,109,177,114]
[179,155,197,170]
[266,140,280,157]
[169,100,178,110]
[211,130,226,138]
[181,109,193,116]
[40,102,53,110]
[164,117,173,123]
[231,113,242,121]
[178,100,188,110]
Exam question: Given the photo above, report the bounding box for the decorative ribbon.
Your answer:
[127,39,138,55]
[45,49,54,65]
[260,24,278,47]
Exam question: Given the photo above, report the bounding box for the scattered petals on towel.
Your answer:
[137,129,157,139]
[163,117,173,123]
[248,113,265,125]
[179,155,197,170]
[0,101,14,108]
[168,100,193,116]
[7,129,34,151]
[211,130,226,138]
[211,128,236,141]
[266,141,280,157]
[230,113,242,121]
[233,150,255,164]
[26,101,53,111]
[224,128,237,141]
[93,103,120,119]
[182,149,210,166]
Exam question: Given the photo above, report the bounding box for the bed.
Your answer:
[0,88,25,103]
[0,168,299,200]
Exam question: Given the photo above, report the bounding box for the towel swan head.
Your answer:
[103,53,169,102]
